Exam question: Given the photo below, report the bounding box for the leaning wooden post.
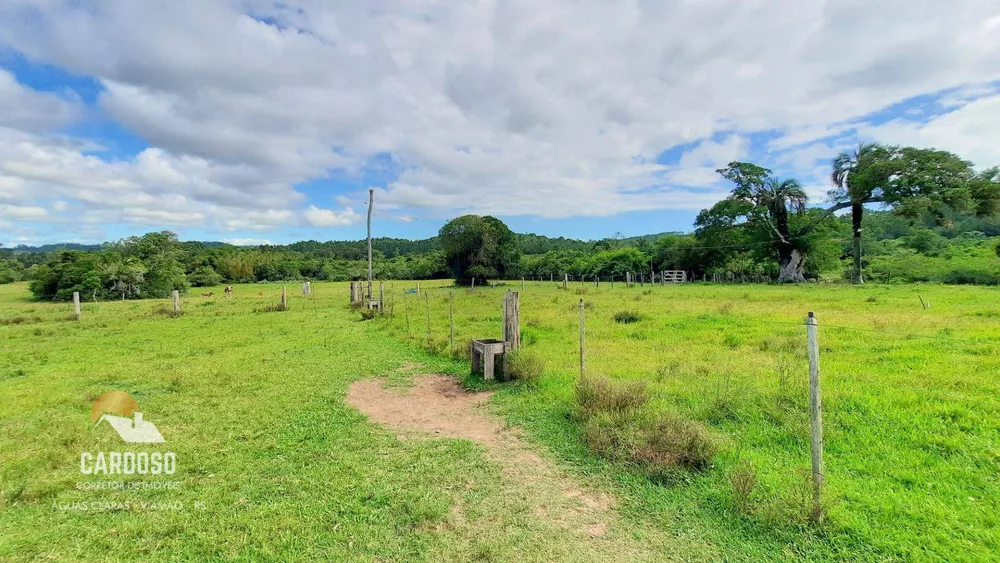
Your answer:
[424,292,431,342]
[449,291,455,355]
[806,311,823,522]
[281,286,287,309]
[172,290,180,314]
[503,290,520,351]
[578,299,586,379]
[73,291,81,320]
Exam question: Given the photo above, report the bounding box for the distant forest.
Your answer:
[3,208,999,301]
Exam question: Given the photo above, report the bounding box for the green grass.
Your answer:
[378,279,1000,560]
[2,280,998,561]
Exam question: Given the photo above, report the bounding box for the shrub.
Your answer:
[359,308,377,320]
[575,374,648,421]
[637,415,716,471]
[614,310,642,324]
[504,350,544,386]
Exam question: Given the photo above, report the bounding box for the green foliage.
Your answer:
[504,349,544,386]
[187,265,224,287]
[613,310,642,324]
[439,215,520,285]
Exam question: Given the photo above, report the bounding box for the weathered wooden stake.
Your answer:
[503,290,520,351]
[172,290,180,314]
[424,292,431,342]
[578,299,586,378]
[563,273,568,289]
[522,277,525,292]
[449,291,455,355]
[73,291,81,320]
[302,282,309,296]
[416,281,420,296]
[471,278,475,292]
[403,290,411,336]
[379,282,385,313]
[281,286,287,309]
[806,312,823,522]
[350,282,356,303]
[367,188,374,300]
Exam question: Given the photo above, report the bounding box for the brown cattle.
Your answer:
[201,292,213,297]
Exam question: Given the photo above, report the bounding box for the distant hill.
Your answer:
[5,231,683,257]
[6,243,103,253]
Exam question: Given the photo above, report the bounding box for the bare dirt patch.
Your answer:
[347,374,616,539]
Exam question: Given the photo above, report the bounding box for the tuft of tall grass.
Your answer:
[504,350,544,387]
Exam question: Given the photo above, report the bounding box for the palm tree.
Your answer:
[761,177,809,282]
[831,142,885,284]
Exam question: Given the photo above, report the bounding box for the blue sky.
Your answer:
[1,1,998,247]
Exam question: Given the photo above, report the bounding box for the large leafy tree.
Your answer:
[439,215,520,285]
[830,144,999,284]
[698,163,820,282]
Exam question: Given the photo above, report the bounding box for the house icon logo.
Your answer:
[91,390,165,443]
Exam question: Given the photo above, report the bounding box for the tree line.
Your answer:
[2,142,997,300]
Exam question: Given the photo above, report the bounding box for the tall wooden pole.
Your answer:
[449,291,455,355]
[806,311,823,521]
[367,188,374,300]
[579,299,586,379]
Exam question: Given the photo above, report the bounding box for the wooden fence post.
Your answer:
[503,290,520,351]
[563,273,568,289]
[379,282,385,313]
[403,289,411,337]
[281,286,287,309]
[172,290,180,314]
[522,277,525,292]
[449,291,455,355]
[350,282,356,304]
[416,282,420,296]
[302,282,308,296]
[806,311,824,522]
[73,291,81,320]
[424,291,431,342]
[579,299,586,379]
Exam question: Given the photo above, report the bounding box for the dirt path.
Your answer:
[347,374,681,560]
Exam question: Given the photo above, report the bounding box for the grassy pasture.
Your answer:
[378,279,1000,560]
[1,280,998,561]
